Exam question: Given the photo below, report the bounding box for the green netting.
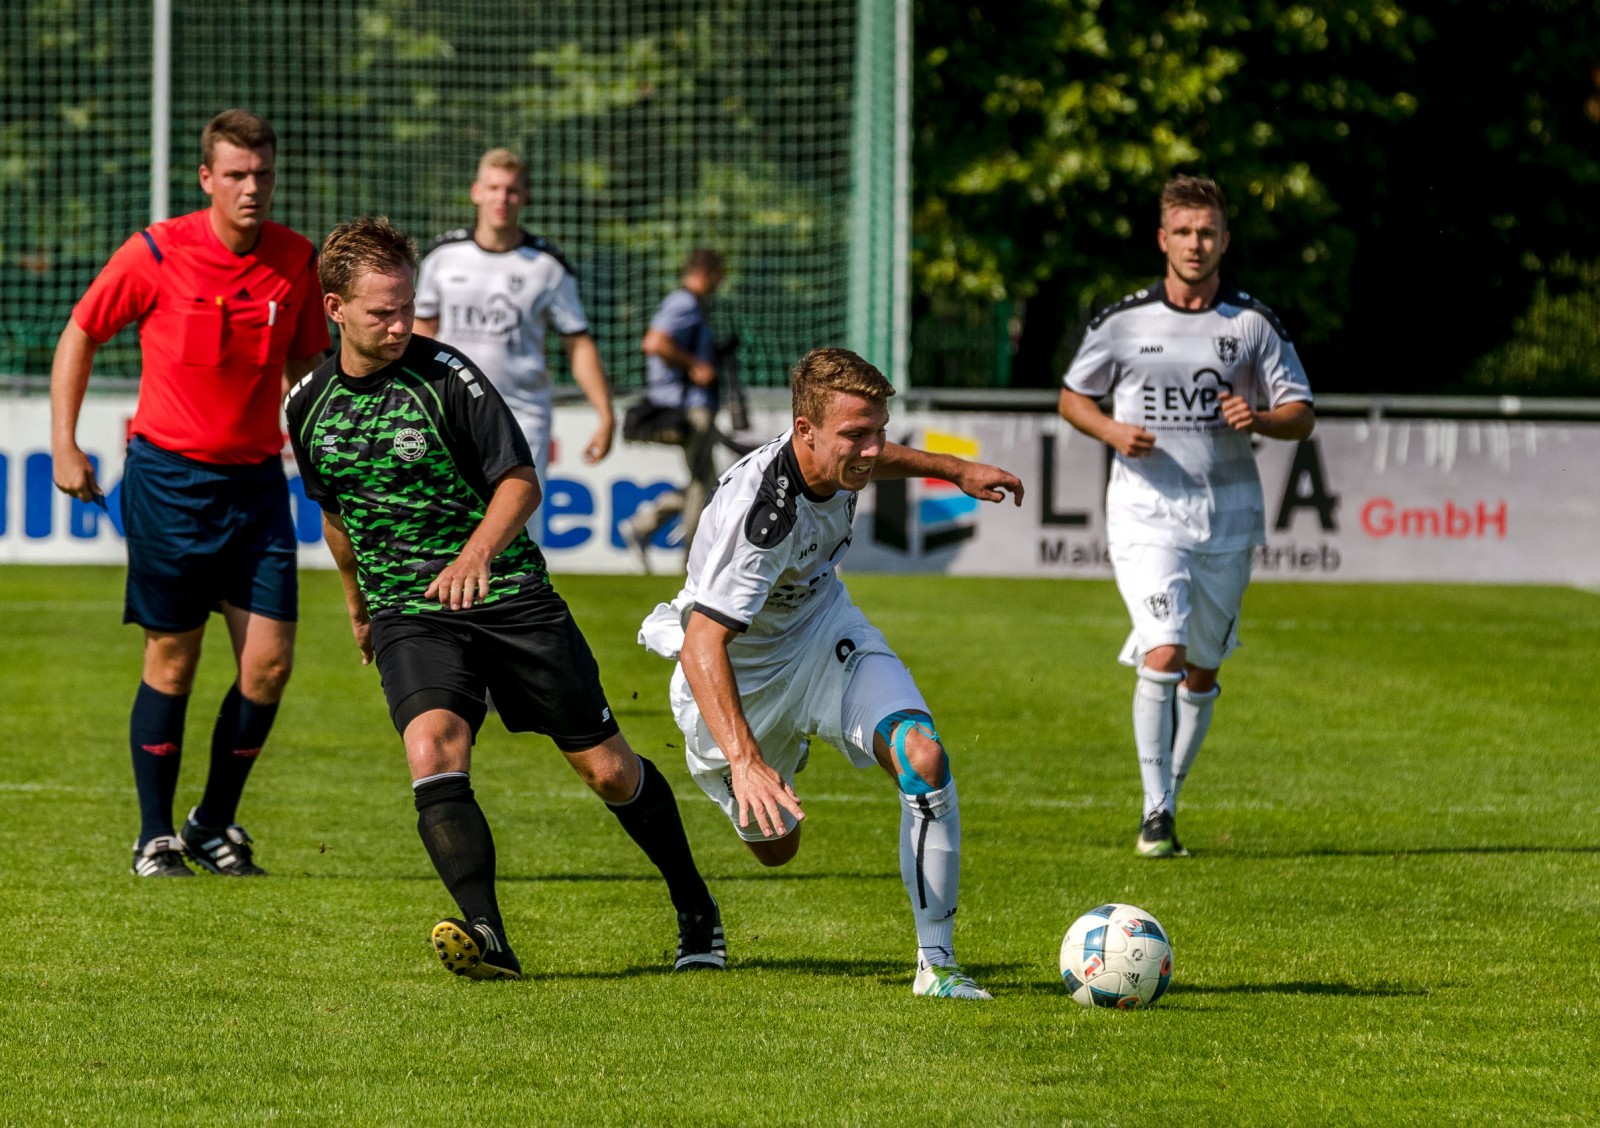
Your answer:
[1,3,153,379]
[2,0,891,390]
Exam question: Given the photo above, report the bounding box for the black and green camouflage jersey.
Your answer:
[285,335,549,615]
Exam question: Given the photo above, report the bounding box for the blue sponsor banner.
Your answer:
[6,396,1600,583]
[0,397,698,572]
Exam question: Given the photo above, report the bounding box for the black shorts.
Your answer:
[120,435,298,632]
[369,585,621,751]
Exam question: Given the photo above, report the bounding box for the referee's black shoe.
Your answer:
[130,834,194,877]
[179,810,267,876]
[432,917,522,981]
[674,898,727,971]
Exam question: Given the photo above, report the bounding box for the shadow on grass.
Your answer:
[530,954,1032,986]
[526,955,906,984]
[1004,976,1430,999]
[297,870,899,883]
[500,869,899,884]
[1230,845,1600,859]
[1176,980,1431,998]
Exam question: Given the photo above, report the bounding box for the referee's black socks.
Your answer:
[130,681,189,845]
[414,773,504,934]
[193,682,277,829]
[605,756,715,916]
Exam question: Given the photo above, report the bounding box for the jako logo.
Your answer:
[873,428,981,554]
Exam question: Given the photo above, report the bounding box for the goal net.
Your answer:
[1,0,902,390]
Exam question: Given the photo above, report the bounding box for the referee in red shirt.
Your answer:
[50,110,330,878]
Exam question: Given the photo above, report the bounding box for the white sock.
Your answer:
[1172,683,1220,806]
[899,780,959,966]
[1133,667,1184,818]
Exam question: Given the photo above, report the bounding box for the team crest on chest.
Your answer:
[1213,336,1240,365]
[507,273,525,294]
[393,428,428,462]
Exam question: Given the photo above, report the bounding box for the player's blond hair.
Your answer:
[201,109,276,167]
[477,148,527,184]
[791,348,895,426]
[319,216,418,300]
[1160,175,1229,229]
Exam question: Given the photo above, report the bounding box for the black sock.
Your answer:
[130,681,188,846]
[606,756,713,915]
[414,775,503,933]
[193,683,278,828]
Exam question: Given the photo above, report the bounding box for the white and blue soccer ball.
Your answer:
[1059,903,1173,1010]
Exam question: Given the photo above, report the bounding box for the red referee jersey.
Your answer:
[74,209,331,465]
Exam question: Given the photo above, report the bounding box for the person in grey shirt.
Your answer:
[620,249,726,569]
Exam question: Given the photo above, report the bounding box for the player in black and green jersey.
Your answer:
[286,216,724,980]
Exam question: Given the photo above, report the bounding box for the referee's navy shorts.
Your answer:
[370,585,621,752]
[120,435,298,632]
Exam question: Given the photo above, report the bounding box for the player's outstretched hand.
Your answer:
[583,423,613,464]
[954,461,1025,506]
[425,550,493,611]
[732,756,805,839]
[1218,392,1256,432]
[52,445,103,503]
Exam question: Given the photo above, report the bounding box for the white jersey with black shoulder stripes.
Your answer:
[414,230,589,420]
[1062,282,1313,552]
[681,432,858,694]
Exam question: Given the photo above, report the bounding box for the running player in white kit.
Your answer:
[415,148,615,539]
[639,347,1023,999]
[1058,175,1315,858]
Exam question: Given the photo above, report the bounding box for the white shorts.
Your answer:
[1111,542,1252,670]
[671,602,928,842]
[507,391,553,545]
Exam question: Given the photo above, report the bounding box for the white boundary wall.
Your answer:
[3,396,1597,585]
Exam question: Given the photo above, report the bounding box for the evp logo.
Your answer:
[872,428,982,554]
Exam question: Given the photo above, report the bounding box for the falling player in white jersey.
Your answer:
[1058,175,1315,858]
[638,347,1023,999]
[415,148,615,540]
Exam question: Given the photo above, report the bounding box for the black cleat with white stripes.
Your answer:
[179,810,267,876]
[674,898,727,971]
[131,834,194,877]
[432,917,522,980]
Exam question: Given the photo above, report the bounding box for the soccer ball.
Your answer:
[1059,903,1173,1010]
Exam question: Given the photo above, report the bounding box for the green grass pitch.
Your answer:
[1,566,1595,1124]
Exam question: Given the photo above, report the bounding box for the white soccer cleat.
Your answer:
[617,517,653,575]
[913,958,992,1000]
[1136,810,1176,858]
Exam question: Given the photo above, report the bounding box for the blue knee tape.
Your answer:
[875,710,951,796]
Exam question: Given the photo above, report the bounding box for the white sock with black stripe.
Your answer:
[1134,666,1184,818]
[1172,683,1220,805]
[899,780,960,967]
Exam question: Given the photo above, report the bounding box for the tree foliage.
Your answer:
[914,0,1600,393]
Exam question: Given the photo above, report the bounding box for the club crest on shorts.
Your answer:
[1144,592,1173,621]
[1213,336,1240,365]
[393,428,428,462]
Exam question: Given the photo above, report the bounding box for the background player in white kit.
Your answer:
[1058,175,1315,858]
[639,348,1023,999]
[415,148,615,539]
